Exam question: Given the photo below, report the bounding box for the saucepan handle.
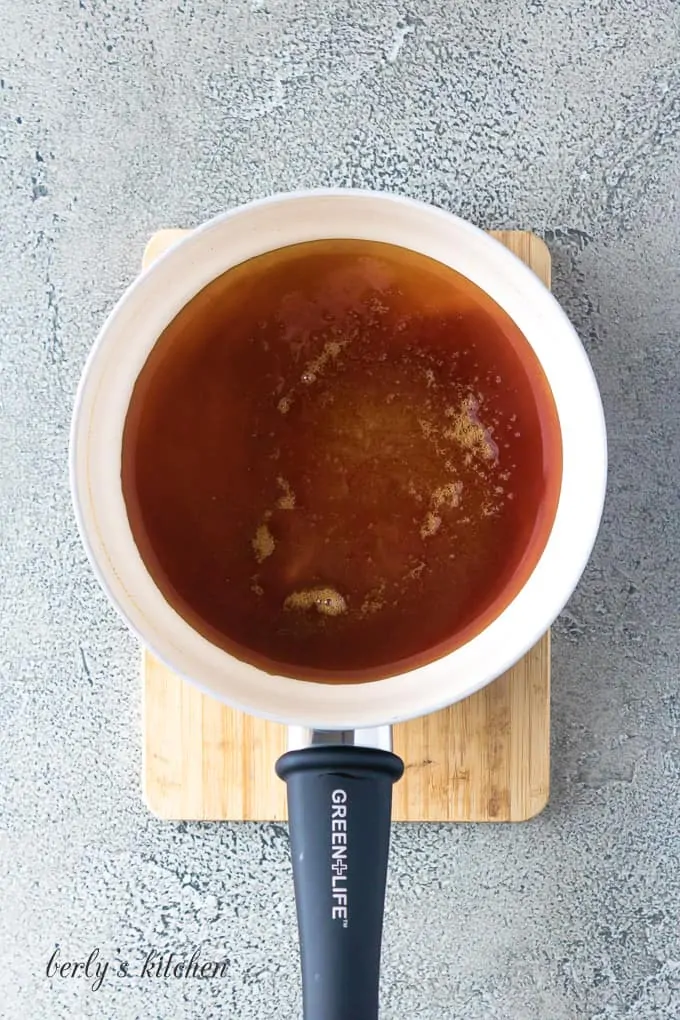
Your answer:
[276,743,404,1020]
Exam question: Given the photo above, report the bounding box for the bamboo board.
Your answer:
[142,228,551,822]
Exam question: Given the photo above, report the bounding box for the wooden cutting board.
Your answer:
[141,228,551,823]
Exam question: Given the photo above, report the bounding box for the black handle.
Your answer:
[276,745,404,1020]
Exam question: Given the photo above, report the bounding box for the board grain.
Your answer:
[141,228,551,823]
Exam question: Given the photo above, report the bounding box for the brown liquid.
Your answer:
[122,239,562,681]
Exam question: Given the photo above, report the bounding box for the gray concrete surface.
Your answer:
[1,1,679,1017]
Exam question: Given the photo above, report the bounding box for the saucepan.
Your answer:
[70,190,607,1020]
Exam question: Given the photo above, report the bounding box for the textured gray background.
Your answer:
[1,1,679,1017]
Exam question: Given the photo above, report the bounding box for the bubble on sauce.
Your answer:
[443,396,499,463]
[418,417,445,457]
[276,476,296,510]
[361,583,386,616]
[405,560,427,582]
[277,396,292,415]
[431,481,463,510]
[284,587,348,617]
[420,511,442,538]
[481,500,500,518]
[407,480,424,503]
[252,523,275,563]
[300,339,347,387]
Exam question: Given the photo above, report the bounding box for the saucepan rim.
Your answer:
[70,188,607,729]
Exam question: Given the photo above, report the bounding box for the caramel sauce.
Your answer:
[122,240,562,681]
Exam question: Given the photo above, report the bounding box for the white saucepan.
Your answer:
[70,190,607,1020]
